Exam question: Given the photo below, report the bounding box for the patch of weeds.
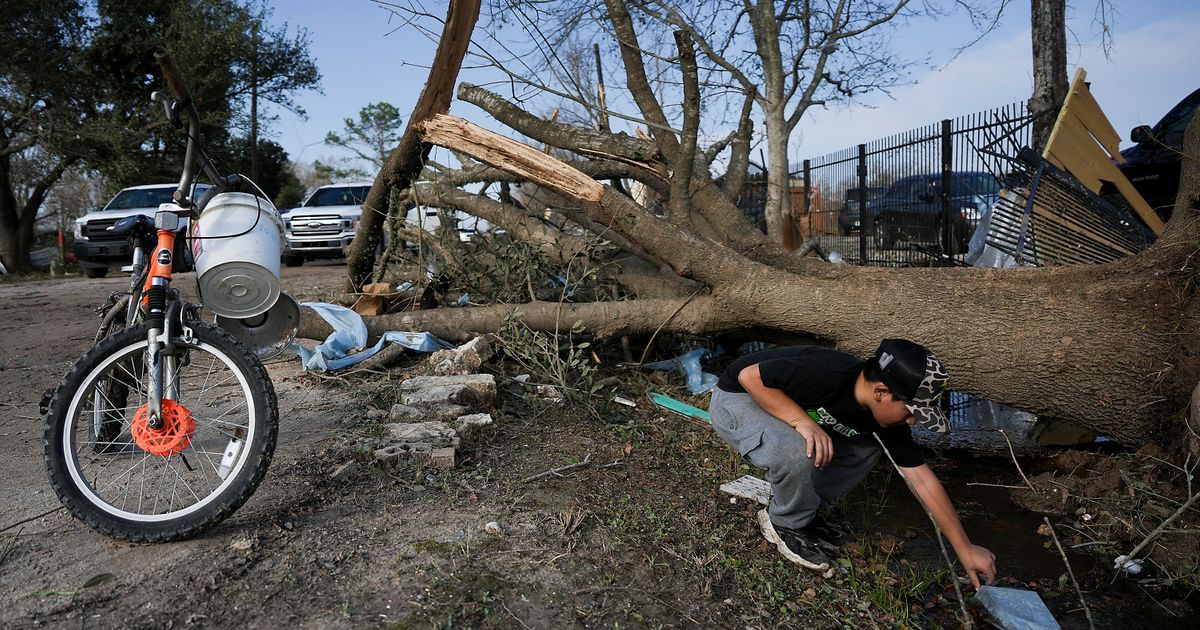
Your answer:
[495,312,596,396]
[388,571,513,630]
[411,540,456,557]
[839,541,948,626]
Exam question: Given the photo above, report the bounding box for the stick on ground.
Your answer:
[522,453,593,483]
[1043,516,1095,629]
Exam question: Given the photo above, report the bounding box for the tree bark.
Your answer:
[343,0,480,291]
[1030,0,1068,153]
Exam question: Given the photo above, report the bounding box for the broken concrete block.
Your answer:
[366,408,389,421]
[385,421,460,449]
[400,374,496,408]
[374,442,433,465]
[430,447,456,469]
[430,335,496,375]
[389,402,470,423]
[453,413,493,437]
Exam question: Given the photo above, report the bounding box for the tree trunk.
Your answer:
[343,0,480,291]
[1030,0,1068,153]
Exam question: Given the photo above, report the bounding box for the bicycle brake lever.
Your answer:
[151,91,183,129]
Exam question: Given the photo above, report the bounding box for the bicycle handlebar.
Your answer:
[153,49,237,212]
[153,49,192,104]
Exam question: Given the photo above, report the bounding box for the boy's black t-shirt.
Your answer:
[717,346,925,467]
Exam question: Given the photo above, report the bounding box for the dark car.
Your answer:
[837,186,885,235]
[1108,88,1199,221]
[868,171,1000,254]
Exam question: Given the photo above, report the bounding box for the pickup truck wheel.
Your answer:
[282,256,304,268]
[83,267,108,279]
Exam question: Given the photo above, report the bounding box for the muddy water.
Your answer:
[853,453,1195,628]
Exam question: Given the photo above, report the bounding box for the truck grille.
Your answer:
[289,215,344,236]
[83,218,121,240]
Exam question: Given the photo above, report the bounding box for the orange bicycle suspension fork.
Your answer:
[143,214,182,429]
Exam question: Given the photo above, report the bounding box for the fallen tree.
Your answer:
[312,2,1200,449]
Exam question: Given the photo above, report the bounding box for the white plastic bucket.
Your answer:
[191,192,283,318]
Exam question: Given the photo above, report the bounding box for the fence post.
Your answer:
[940,119,953,263]
[802,159,812,242]
[857,144,868,263]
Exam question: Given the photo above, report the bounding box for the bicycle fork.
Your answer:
[143,211,183,430]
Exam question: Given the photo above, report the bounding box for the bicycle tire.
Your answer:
[44,322,278,542]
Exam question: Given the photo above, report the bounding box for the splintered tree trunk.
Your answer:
[343,0,480,291]
[1031,0,1068,152]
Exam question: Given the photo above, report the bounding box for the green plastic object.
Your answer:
[648,392,711,424]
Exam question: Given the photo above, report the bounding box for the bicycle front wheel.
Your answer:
[44,322,278,542]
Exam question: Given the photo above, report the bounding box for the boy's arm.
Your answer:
[738,364,834,468]
[900,463,996,589]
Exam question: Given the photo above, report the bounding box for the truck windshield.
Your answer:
[102,187,178,211]
[304,186,371,207]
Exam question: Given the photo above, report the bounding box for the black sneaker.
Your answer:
[807,514,846,548]
[757,509,832,571]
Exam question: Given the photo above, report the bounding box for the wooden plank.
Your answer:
[1040,67,1164,235]
[1064,80,1122,158]
[1042,68,1088,161]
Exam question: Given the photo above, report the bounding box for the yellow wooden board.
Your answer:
[1041,68,1163,235]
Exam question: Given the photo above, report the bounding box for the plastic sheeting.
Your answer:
[290,302,453,371]
[973,586,1060,630]
[643,348,723,394]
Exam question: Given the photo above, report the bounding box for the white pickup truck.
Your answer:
[281,182,500,266]
[73,183,211,278]
[279,182,372,267]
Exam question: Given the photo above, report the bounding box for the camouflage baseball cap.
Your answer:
[874,339,950,433]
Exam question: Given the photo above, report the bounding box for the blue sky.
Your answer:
[271,0,1199,171]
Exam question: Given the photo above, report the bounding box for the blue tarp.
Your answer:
[290,302,454,371]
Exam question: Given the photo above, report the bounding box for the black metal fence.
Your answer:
[798,102,1033,267]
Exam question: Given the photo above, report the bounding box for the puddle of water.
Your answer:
[846,453,1197,628]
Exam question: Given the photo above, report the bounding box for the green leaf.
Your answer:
[83,573,115,588]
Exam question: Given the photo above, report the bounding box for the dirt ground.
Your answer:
[1,263,1196,628]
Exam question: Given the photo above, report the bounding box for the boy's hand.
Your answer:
[960,544,997,589]
[792,419,833,468]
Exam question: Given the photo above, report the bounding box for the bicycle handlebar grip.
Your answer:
[153,49,192,103]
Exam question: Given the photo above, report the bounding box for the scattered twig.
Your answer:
[1122,475,1200,566]
[522,453,592,483]
[966,482,1027,489]
[637,287,705,365]
[999,429,1036,493]
[1043,517,1095,629]
[0,527,23,568]
[873,434,971,629]
[0,505,63,534]
[501,601,533,630]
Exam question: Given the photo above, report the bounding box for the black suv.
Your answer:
[868,171,1000,254]
[837,186,885,235]
[1109,88,1199,221]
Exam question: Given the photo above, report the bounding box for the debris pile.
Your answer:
[373,372,497,470]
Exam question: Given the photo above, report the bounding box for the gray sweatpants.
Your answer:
[709,388,881,530]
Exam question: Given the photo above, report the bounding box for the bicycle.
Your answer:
[42,51,280,542]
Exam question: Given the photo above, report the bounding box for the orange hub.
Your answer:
[131,400,195,456]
